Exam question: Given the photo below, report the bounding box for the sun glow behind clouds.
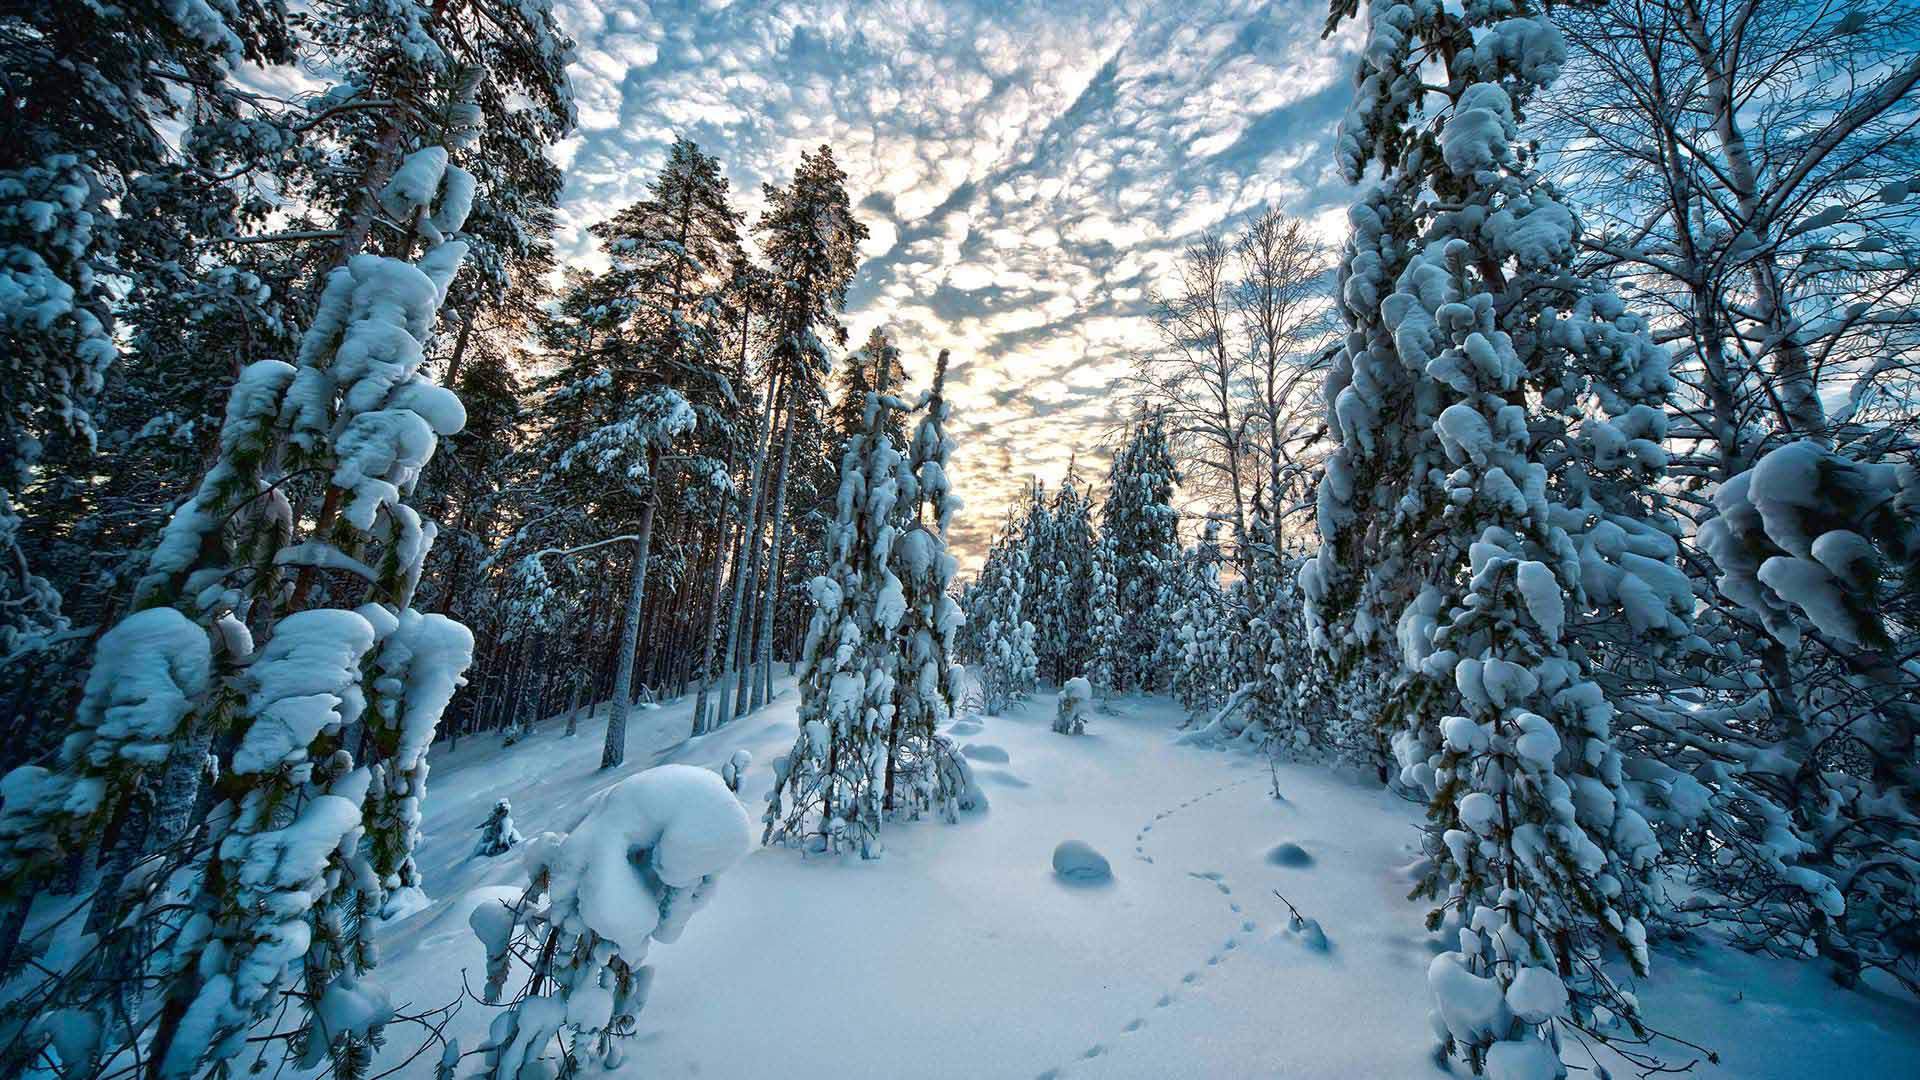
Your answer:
[550,0,1359,571]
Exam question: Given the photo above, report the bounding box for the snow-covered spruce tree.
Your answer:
[883,350,981,821]
[1302,2,1693,1071]
[1165,519,1232,718]
[761,362,914,855]
[974,515,1039,715]
[1016,479,1061,682]
[1183,491,1324,752]
[0,83,486,1078]
[1694,440,1920,992]
[763,350,979,853]
[1084,531,1122,698]
[0,0,292,753]
[470,765,751,1077]
[146,132,481,1078]
[1101,410,1182,692]
[475,799,524,857]
[1042,468,1098,683]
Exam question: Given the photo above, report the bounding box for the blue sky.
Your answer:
[548,0,1361,568]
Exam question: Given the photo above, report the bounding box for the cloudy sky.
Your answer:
[547,0,1361,570]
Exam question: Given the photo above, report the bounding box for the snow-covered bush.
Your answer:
[475,799,524,857]
[471,765,752,1077]
[1053,677,1093,735]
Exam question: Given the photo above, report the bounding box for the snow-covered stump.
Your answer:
[1053,677,1093,735]
[474,799,524,857]
[470,765,752,1078]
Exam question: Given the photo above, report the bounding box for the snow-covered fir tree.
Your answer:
[884,350,981,821]
[972,512,1040,715]
[1164,519,1232,717]
[1301,0,1695,1070]
[1101,410,1182,692]
[1193,489,1333,757]
[1084,531,1122,698]
[764,348,979,854]
[0,51,514,1073]
[1040,468,1098,683]
[1693,440,1920,992]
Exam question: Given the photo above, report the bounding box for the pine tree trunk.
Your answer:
[755,416,797,711]
[603,449,662,769]
[691,508,730,733]
[733,380,784,719]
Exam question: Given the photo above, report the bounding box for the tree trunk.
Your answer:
[733,380,784,719]
[691,506,731,733]
[754,415,798,711]
[603,449,662,769]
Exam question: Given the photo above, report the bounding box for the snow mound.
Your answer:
[1266,842,1314,868]
[961,742,1010,764]
[1052,840,1112,883]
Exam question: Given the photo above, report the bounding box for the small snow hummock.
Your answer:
[1052,839,1112,883]
[1267,842,1313,868]
[1053,676,1093,735]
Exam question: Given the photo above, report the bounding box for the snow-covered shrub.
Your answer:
[1054,677,1093,735]
[471,765,752,1077]
[475,799,524,857]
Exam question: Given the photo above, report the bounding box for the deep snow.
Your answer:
[370,680,1920,1078]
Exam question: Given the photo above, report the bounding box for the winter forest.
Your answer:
[2,0,1918,1077]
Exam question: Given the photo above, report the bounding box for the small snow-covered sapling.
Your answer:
[1053,676,1093,735]
[1273,890,1328,951]
[473,799,523,857]
[721,750,752,793]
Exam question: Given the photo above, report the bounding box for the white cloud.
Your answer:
[545,0,1359,572]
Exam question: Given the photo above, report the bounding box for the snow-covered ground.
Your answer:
[380,681,1920,1078]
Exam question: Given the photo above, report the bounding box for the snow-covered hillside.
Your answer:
[374,682,1920,1078]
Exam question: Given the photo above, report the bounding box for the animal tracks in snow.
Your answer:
[1037,776,1264,1078]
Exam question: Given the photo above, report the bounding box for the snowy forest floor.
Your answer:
[378,679,1920,1078]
